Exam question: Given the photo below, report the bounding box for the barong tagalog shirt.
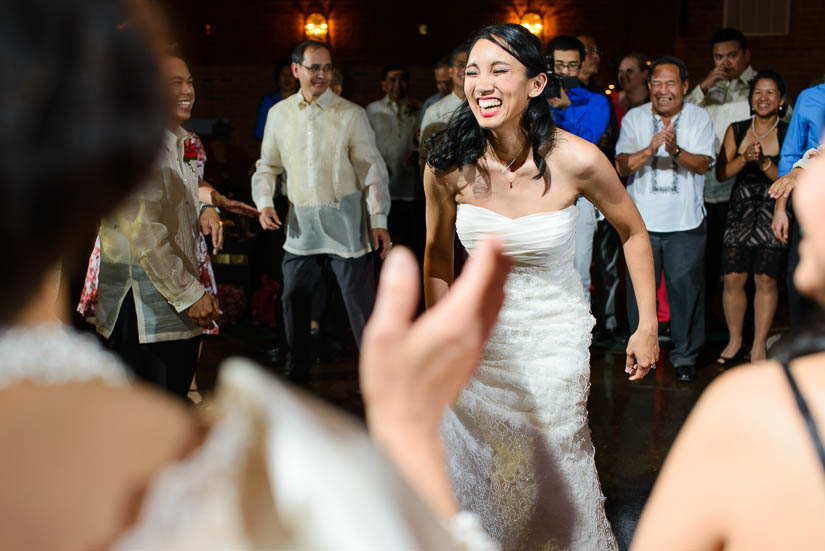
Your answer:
[366,95,421,201]
[96,127,205,343]
[616,102,716,233]
[252,88,390,258]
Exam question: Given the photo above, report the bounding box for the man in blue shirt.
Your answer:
[254,61,299,141]
[546,35,610,302]
[775,82,825,326]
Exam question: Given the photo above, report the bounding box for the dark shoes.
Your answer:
[716,347,748,370]
[675,364,697,382]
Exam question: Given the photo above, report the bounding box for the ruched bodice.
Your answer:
[442,203,616,551]
[456,203,578,268]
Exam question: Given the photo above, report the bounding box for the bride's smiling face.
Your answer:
[464,38,546,132]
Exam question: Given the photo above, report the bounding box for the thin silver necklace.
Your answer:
[751,116,778,139]
[490,144,526,188]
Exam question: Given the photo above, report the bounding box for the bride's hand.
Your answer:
[625,326,659,381]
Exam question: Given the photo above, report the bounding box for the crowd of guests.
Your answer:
[4,0,825,548]
[243,26,822,384]
[76,24,824,398]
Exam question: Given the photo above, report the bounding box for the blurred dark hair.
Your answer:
[434,56,450,70]
[546,35,586,64]
[380,64,409,82]
[449,43,469,67]
[0,0,166,322]
[273,61,292,81]
[749,70,789,117]
[428,24,555,190]
[711,27,747,50]
[290,40,332,65]
[648,56,689,83]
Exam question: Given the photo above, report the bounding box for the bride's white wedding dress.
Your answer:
[441,203,618,550]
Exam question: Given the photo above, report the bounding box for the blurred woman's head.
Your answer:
[0,0,166,322]
[793,155,825,305]
[617,53,649,93]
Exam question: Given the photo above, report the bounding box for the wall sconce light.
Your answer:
[520,12,543,39]
[305,13,328,41]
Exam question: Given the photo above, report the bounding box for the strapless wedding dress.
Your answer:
[441,203,617,550]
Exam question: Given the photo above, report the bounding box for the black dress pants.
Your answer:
[281,251,375,380]
[627,220,706,367]
[109,291,201,400]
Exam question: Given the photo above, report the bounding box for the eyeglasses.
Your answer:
[554,61,581,71]
[301,64,334,75]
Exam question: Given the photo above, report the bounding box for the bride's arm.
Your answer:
[423,165,457,307]
[573,139,659,377]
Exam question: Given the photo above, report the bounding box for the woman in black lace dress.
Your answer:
[715,70,789,365]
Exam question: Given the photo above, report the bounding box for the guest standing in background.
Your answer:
[715,71,788,365]
[254,61,299,142]
[367,65,424,264]
[773,80,825,327]
[253,40,391,384]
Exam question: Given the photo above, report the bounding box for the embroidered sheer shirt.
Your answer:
[96,127,205,343]
[251,88,390,258]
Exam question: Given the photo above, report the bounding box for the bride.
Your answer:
[424,24,659,550]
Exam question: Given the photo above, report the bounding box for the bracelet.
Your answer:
[199,204,220,216]
[761,158,772,172]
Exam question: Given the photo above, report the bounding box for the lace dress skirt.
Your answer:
[441,263,617,551]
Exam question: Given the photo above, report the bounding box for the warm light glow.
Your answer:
[305,13,328,41]
[605,89,612,95]
[419,23,428,36]
[608,84,615,90]
[520,12,543,38]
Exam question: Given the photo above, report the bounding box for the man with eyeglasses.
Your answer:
[576,34,601,92]
[252,40,391,384]
[546,35,611,304]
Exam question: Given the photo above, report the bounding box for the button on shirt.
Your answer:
[616,102,716,232]
[366,95,421,201]
[550,86,610,144]
[96,127,205,343]
[778,84,825,176]
[252,88,391,258]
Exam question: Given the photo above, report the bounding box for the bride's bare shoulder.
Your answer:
[546,128,604,176]
[424,163,481,199]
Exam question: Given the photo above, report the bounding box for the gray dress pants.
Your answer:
[627,219,706,367]
[281,251,375,379]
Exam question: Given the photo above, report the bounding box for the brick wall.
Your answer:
[166,0,825,161]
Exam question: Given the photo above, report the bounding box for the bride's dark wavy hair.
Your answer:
[428,24,555,191]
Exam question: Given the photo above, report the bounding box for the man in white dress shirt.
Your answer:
[253,41,391,382]
[419,44,468,172]
[367,64,423,263]
[616,57,716,382]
